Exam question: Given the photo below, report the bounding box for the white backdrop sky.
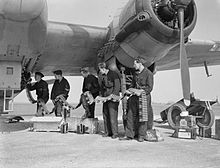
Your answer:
[15,0,220,103]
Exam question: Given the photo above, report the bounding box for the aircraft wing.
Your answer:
[34,21,109,75]
[156,40,220,71]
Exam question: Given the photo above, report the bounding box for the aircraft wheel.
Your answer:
[167,102,186,129]
[196,109,215,129]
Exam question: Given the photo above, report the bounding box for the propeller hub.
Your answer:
[171,0,192,9]
[155,0,193,22]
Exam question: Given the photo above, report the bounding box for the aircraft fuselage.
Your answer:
[0,0,48,73]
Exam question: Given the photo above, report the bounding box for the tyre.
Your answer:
[167,102,186,129]
[196,109,215,129]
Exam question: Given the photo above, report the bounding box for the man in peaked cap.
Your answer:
[27,72,49,116]
[53,70,62,75]
[51,70,70,117]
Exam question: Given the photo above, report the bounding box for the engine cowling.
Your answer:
[109,0,197,68]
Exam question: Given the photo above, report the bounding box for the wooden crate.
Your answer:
[30,117,62,132]
[173,128,197,139]
[66,117,99,134]
[176,115,196,128]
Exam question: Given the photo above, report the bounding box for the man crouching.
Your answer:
[77,67,99,119]
[27,72,49,116]
[51,70,70,117]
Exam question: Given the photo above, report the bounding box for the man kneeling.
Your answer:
[27,72,49,116]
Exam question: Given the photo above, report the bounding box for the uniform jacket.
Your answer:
[129,68,154,122]
[99,70,120,97]
[51,77,70,100]
[82,74,100,98]
[27,79,49,103]
[131,68,153,95]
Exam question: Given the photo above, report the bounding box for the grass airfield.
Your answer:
[0,103,220,168]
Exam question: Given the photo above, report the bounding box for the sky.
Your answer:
[15,0,220,104]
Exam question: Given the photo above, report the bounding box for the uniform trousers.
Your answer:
[81,94,95,118]
[125,95,153,139]
[103,101,119,136]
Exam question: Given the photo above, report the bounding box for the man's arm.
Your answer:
[27,83,36,91]
[112,72,120,95]
[90,76,100,94]
[82,79,86,93]
[50,82,56,100]
[98,74,105,96]
[41,82,49,101]
[63,80,70,96]
[141,71,154,95]
[130,74,136,89]
[74,94,83,109]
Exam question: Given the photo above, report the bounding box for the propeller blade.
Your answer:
[178,8,190,106]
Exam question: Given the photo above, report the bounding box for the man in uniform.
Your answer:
[27,72,49,116]
[51,70,70,117]
[98,62,120,139]
[75,67,99,118]
[120,58,154,142]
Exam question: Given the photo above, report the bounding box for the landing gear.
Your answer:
[164,98,216,130]
[196,108,215,129]
[167,102,186,129]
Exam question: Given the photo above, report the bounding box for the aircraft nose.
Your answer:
[0,0,46,21]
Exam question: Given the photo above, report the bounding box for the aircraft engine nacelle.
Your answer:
[110,0,197,68]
